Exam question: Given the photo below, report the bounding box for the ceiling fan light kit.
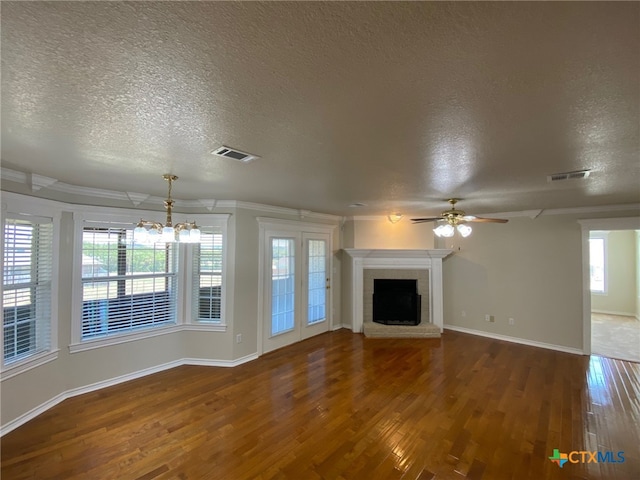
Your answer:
[133,174,202,244]
[412,198,508,238]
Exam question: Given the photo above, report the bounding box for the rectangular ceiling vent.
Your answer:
[211,146,260,163]
[547,169,591,183]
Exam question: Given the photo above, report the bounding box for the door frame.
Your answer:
[257,217,336,356]
[578,216,640,355]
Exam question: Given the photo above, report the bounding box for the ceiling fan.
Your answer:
[411,198,508,237]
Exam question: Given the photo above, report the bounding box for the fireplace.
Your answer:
[343,249,453,334]
[373,279,421,326]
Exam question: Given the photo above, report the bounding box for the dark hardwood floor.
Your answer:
[2,330,639,479]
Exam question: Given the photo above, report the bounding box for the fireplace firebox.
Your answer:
[372,279,421,326]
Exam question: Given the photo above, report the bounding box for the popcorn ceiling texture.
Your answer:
[1,2,638,215]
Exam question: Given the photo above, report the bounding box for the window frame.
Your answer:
[70,209,231,352]
[589,232,608,295]
[71,210,183,352]
[80,225,179,341]
[184,215,231,331]
[1,194,60,377]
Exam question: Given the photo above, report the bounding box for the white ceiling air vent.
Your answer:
[211,146,260,163]
[547,169,591,183]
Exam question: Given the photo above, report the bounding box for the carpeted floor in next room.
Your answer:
[591,313,640,363]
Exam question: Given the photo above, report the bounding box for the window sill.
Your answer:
[182,323,227,332]
[69,324,182,353]
[1,350,60,381]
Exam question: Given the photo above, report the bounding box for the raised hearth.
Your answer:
[363,321,440,338]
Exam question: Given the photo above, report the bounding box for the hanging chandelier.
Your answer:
[133,174,201,243]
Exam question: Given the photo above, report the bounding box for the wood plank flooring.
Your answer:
[2,330,639,479]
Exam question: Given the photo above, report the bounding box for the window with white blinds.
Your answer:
[81,227,177,340]
[192,229,224,323]
[2,217,53,365]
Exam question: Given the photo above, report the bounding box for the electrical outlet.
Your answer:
[508,318,515,326]
[461,311,467,318]
[236,334,242,344]
[485,314,495,323]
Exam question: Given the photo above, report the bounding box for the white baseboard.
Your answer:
[443,325,584,356]
[1,392,68,438]
[336,324,358,333]
[65,360,184,400]
[1,354,259,437]
[183,353,258,368]
[591,309,637,318]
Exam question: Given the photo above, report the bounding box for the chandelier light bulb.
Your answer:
[161,226,176,243]
[189,227,201,243]
[179,228,191,243]
[434,223,455,237]
[147,228,160,242]
[457,224,472,237]
[133,224,148,243]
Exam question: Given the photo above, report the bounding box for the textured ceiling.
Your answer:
[1,1,639,216]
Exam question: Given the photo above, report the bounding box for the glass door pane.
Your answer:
[307,239,326,325]
[271,238,295,336]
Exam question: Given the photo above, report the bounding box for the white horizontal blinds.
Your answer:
[2,217,53,364]
[81,227,177,339]
[192,229,223,322]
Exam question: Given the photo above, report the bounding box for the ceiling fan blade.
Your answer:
[411,217,442,223]
[463,216,508,223]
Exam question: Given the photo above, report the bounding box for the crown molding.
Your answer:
[538,204,640,216]
[47,180,132,201]
[1,168,27,183]
[350,204,640,223]
[1,167,340,220]
[4,167,635,221]
[29,173,58,192]
[198,199,218,211]
[233,200,340,221]
[126,192,150,206]
[578,217,640,230]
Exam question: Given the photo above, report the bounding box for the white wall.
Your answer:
[591,230,637,316]
[350,216,435,249]
[439,215,586,351]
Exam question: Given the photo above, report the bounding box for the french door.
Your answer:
[260,222,332,354]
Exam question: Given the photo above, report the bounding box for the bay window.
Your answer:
[2,215,54,368]
[81,226,178,340]
[72,211,230,350]
[192,228,224,323]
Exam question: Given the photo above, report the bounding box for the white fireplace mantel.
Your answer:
[344,249,453,333]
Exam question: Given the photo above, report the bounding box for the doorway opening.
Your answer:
[581,219,640,363]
